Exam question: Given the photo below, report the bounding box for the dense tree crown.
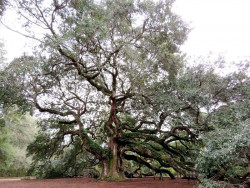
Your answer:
[2,0,249,183]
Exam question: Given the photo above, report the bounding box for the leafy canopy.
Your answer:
[2,0,249,182]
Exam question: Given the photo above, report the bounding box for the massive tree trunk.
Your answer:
[98,94,126,180]
[100,138,126,180]
[108,139,119,178]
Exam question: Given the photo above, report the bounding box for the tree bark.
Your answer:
[100,138,126,180]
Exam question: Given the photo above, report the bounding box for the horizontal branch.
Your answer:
[123,153,175,179]
[34,96,76,117]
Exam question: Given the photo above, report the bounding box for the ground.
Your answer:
[0,177,196,188]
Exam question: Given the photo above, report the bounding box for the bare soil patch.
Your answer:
[0,177,196,188]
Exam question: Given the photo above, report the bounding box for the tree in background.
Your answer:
[0,40,11,172]
[0,41,38,177]
[0,107,37,176]
[0,112,13,174]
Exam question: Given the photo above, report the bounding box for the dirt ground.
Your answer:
[0,177,196,188]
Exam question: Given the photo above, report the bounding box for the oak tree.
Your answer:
[4,0,249,181]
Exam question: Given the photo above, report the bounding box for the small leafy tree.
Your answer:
[0,41,38,176]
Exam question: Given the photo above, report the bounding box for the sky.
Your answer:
[173,0,250,61]
[0,0,250,63]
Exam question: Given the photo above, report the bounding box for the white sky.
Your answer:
[0,0,250,63]
[173,0,250,61]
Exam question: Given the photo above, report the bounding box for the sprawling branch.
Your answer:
[123,153,175,179]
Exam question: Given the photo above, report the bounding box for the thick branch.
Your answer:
[123,153,175,179]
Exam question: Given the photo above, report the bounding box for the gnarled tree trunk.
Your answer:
[100,138,126,180]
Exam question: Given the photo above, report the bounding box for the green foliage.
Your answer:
[0,107,37,176]
[0,121,13,170]
[0,56,36,112]
[197,178,227,188]
[28,132,100,179]
[2,0,249,183]
[195,71,250,185]
[0,40,6,66]
[196,122,250,182]
[4,0,190,178]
